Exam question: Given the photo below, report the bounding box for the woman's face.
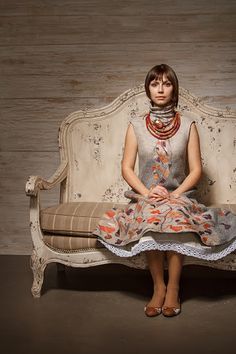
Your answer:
[149,73,173,107]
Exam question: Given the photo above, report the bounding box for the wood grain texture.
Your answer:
[2,72,236,99]
[0,14,236,45]
[0,152,60,254]
[1,0,236,16]
[0,0,235,254]
[1,43,235,109]
[1,43,236,76]
[0,98,111,151]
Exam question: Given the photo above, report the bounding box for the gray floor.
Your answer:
[1,256,236,354]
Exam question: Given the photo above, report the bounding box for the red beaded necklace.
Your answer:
[145,111,181,140]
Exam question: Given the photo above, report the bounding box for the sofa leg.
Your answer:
[30,249,47,298]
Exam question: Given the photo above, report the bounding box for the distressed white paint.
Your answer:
[60,86,236,205]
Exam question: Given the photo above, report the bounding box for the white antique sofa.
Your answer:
[25,84,236,298]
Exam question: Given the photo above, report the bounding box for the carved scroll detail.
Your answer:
[30,249,47,298]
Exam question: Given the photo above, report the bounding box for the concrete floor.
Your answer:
[0,255,236,354]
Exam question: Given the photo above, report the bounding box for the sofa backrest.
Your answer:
[58,85,236,205]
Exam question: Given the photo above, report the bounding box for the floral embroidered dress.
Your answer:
[93,112,236,260]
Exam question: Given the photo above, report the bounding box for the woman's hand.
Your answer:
[170,192,180,199]
[147,185,170,201]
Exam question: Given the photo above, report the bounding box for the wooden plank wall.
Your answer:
[0,0,236,254]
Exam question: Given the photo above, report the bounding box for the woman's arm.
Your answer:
[172,122,202,196]
[121,124,150,197]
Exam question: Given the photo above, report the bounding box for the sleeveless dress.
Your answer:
[93,112,236,260]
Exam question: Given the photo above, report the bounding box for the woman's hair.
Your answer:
[144,64,179,107]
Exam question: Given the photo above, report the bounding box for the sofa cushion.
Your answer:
[40,201,128,237]
[43,234,104,251]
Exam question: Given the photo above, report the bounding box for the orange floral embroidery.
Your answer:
[99,225,116,233]
[136,217,143,224]
[150,210,161,214]
[202,236,208,243]
[159,155,169,164]
[203,223,211,229]
[105,210,116,218]
[147,217,161,224]
[170,225,183,232]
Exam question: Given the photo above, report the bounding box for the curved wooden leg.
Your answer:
[30,249,47,298]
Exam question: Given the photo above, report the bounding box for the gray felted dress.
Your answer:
[93,112,236,260]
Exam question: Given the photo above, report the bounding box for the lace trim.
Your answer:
[98,239,236,261]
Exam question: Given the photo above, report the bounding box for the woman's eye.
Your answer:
[165,82,172,87]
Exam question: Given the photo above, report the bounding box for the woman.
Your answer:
[93,64,236,318]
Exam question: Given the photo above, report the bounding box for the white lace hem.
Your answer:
[98,238,236,261]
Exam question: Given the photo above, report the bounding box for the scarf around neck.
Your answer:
[146,101,180,139]
[149,102,176,127]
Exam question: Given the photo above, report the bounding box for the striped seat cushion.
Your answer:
[40,201,127,236]
[43,234,104,252]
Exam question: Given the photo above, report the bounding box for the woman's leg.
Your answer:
[163,251,184,308]
[145,250,166,308]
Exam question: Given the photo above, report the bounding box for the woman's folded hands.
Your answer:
[146,185,180,201]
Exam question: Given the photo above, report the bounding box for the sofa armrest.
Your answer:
[25,160,68,197]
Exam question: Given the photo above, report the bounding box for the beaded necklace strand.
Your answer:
[145,111,180,140]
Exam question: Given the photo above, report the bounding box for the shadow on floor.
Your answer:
[42,262,236,303]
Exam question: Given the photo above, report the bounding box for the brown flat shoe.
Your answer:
[162,302,181,317]
[144,306,162,317]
